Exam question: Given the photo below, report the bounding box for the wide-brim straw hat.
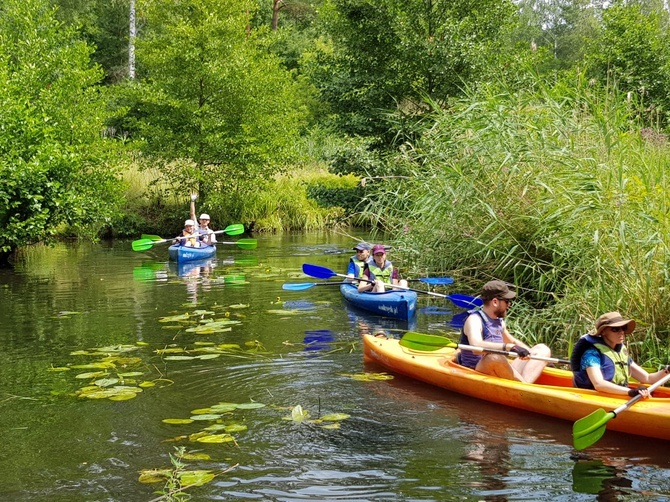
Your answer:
[595,311,636,336]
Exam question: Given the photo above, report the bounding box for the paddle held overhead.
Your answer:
[131,224,246,251]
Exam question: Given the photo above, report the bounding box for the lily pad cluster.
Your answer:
[161,401,266,445]
[49,343,165,401]
[282,404,351,429]
[159,306,247,335]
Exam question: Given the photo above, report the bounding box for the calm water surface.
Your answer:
[1,232,669,501]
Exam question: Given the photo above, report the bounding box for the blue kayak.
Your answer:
[168,244,216,262]
[339,283,417,320]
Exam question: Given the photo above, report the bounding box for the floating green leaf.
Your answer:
[224,424,248,433]
[320,413,350,421]
[228,304,249,309]
[321,423,340,430]
[236,402,265,410]
[71,362,116,370]
[109,392,138,401]
[163,418,195,425]
[48,366,71,372]
[138,469,172,484]
[159,314,191,323]
[189,414,222,421]
[75,371,108,380]
[93,378,119,388]
[266,309,302,315]
[118,372,144,377]
[196,434,234,444]
[179,452,212,461]
[163,356,195,361]
[288,405,310,423]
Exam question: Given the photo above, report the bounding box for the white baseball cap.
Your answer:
[184,219,195,226]
[199,214,210,220]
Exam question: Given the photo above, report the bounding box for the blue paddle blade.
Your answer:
[447,294,482,309]
[302,263,336,280]
[282,283,317,291]
[419,277,454,285]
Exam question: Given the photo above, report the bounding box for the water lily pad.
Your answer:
[93,378,119,388]
[179,452,212,461]
[203,424,228,431]
[266,309,302,315]
[138,381,155,388]
[156,347,186,354]
[185,325,232,334]
[210,404,237,413]
[192,310,215,316]
[196,354,221,360]
[236,402,265,410]
[118,372,144,377]
[189,414,222,421]
[216,344,241,350]
[163,356,195,361]
[228,304,249,309]
[288,405,310,423]
[224,424,248,433]
[320,413,350,421]
[48,366,71,372]
[138,469,172,484]
[196,434,234,443]
[109,392,138,401]
[71,362,116,370]
[159,314,191,323]
[191,408,213,414]
[75,371,109,379]
[162,418,195,425]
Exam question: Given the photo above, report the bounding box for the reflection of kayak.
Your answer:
[168,244,216,262]
[362,334,670,441]
[340,283,417,320]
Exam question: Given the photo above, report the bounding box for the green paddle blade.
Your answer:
[573,408,613,450]
[401,332,456,349]
[222,223,245,236]
[399,338,448,352]
[132,239,155,252]
[141,234,163,241]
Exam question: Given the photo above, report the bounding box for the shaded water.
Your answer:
[1,232,669,501]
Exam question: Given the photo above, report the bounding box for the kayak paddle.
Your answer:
[217,239,258,250]
[132,224,245,251]
[400,332,570,364]
[409,277,455,285]
[302,264,482,308]
[282,282,344,291]
[572,371,670,450]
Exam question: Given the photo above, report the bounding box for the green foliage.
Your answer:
[0,0,123,259]
[126,0,312,201]
[359,68,670,363]
[585,2,670,127]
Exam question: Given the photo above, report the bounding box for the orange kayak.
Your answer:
[362,333,670,440]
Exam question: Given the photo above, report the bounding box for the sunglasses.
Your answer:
[609,326,626,333]
[497,297,513,305]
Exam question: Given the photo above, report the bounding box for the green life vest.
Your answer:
[367,261,394,283]
[593,342,630,386]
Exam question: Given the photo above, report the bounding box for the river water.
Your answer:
[1,232,669,501]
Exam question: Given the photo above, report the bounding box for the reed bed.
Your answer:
[364,70,670,364]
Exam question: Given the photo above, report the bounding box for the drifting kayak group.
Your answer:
[131,194,257,261]
[287,244,670,449]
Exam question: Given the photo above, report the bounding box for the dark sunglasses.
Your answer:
[609,326,626,333]
[497,297,513,305]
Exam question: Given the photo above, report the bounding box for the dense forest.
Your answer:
[2,0,670,358]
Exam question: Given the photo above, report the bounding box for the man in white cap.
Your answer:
[174,219,200,247]
[459,280,551,383]
[571,311,669,397]
[190,193,216,245]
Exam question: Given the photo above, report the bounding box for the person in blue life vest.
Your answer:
[571,311,670,398]
[346,242,371,281]
[358,244,408,293]
[190,193,216,245]
[174,219,201,247]
[459,280,551,383]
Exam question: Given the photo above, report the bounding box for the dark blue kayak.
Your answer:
[339,282,417,320]
[168,244,216,262]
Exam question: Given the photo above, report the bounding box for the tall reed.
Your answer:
[363,69,670,364]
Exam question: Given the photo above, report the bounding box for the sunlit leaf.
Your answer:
[194,341,215,346]
[189,414,222,421]
[48,366,71,372]
[216,344,241,350]
[289,405,310,423]
[155,348,186,354]
[93,378,119,388]
[266,309,302,315]
[321,423,340,430]
[163,356,195,361]
[162,418,195,425]
[196,354,221,360]
[75,371,108,379]
[196,434,234,443]
[109,392,137,401]
[236,402,265,410]
[138,469,172,484]
[224,424,247,433]
[191,408,213,415]
[159,314,191,323]
[71,362,116,370]
[178,469,216,486]
[118,372,144,377]
[192,310,215,316]
[203,424,228,431]
[228,304,249,309]
[138,381,155,388]
[210,404,237,413]
[320,413,350,421]
[179,452,212,461]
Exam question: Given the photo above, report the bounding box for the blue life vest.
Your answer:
[570,334,630,389]
[458,310,504,369]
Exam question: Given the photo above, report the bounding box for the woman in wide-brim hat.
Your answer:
[571,311,669,397]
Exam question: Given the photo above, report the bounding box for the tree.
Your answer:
[306,0,516,140]
[0,0,123,262]
[131,0,311,200]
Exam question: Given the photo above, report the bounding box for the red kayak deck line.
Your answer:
[362,334,670,441]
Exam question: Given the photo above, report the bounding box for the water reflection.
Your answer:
[345,304,417,338]
[571,456,633,500]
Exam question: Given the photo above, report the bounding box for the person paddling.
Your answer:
[459,280,551,383]
[571,311,670,398]
[346,242,371,281]
[190,193,216,245]
[175,219,200,247]
[358,244,408,293]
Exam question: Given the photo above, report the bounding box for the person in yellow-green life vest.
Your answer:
[346,242,371,281]
[358,244,408,293]
[571,311,670,398]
